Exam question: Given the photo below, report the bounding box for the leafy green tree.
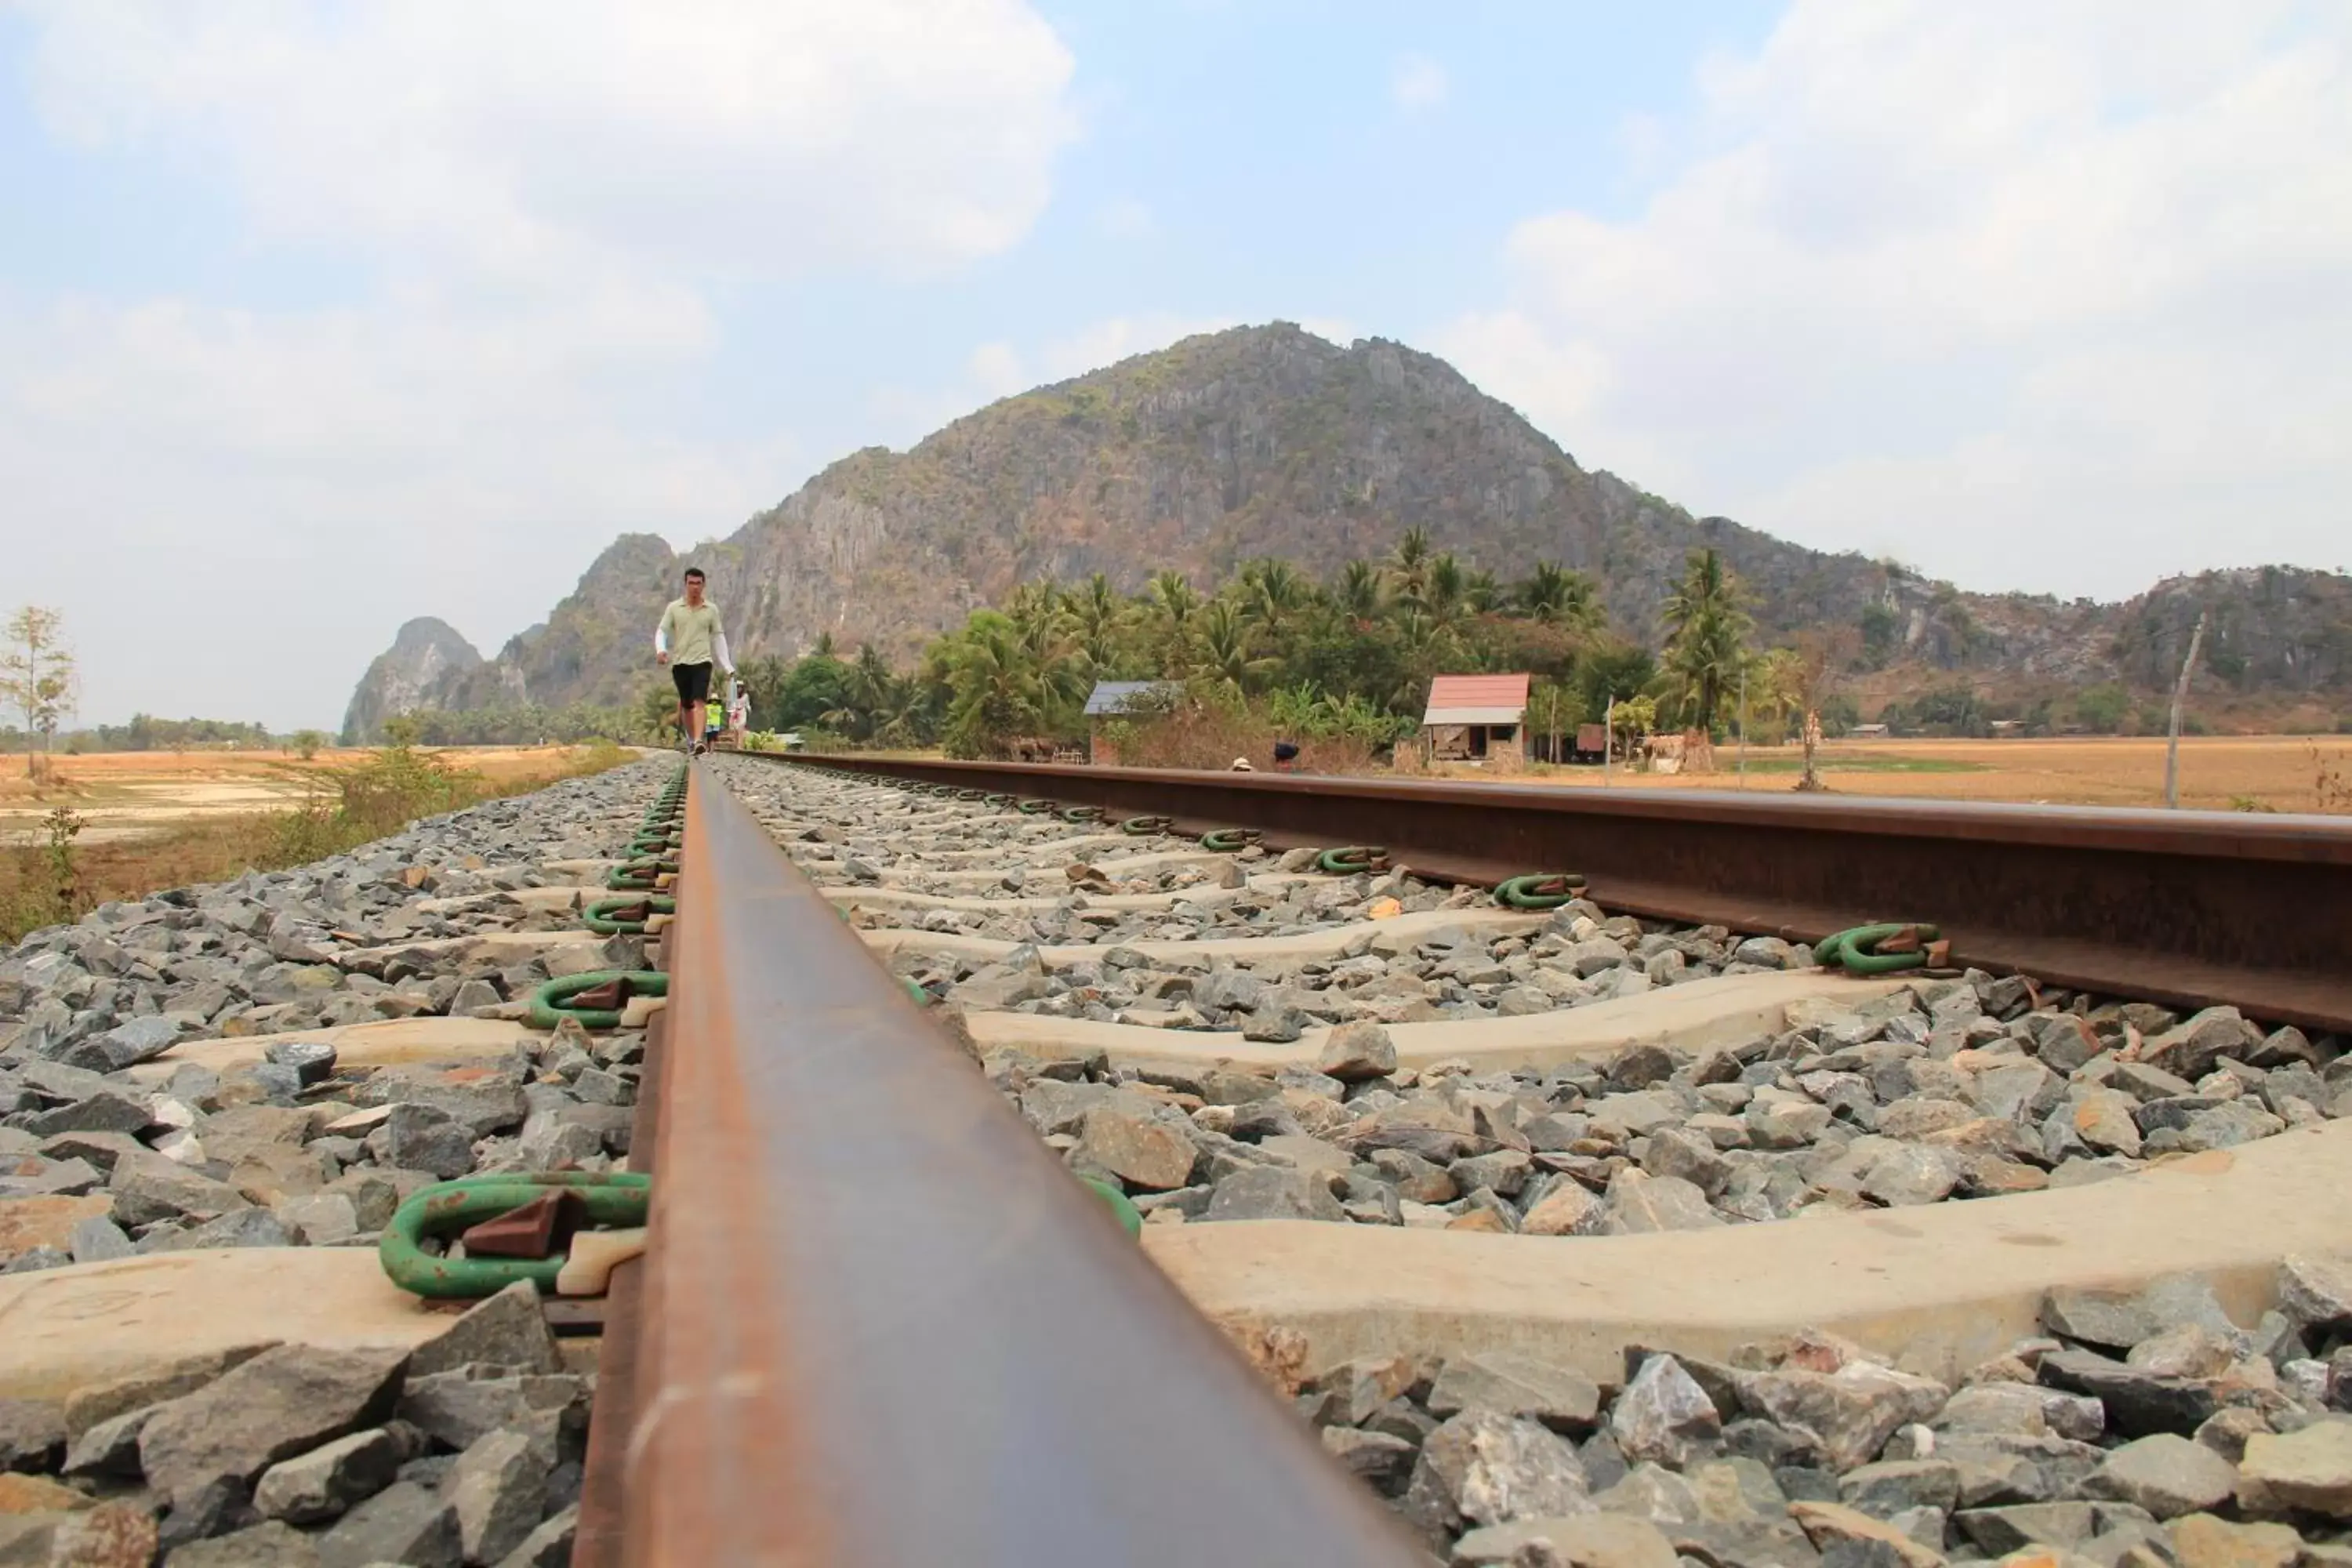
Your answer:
[1573,642,1657,717]
[764,655,854,731]
[2074,683,2129,734]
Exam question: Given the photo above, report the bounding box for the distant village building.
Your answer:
[1849,723,1891,740]
[1421,673,1530,765]
[1083,681,1181,764]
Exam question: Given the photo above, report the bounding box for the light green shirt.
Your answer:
[657,598,726,666]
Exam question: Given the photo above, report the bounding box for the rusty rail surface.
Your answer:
[586,764,1421,1566]
[762,754,2352,1034]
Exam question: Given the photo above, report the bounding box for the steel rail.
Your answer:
[592,763,1421,1566]
[761,754,2352,1034]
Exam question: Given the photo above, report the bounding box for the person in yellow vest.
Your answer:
[653,567,734,755]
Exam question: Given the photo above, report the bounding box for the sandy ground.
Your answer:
[0,746,621,845]
[1450,735,2352,814]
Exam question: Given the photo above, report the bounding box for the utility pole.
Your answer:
[1737,668,1748,789]
[1603,693,1614,786]
[2165,612,2207,809]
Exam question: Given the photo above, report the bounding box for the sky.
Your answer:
[1,1,2346,730]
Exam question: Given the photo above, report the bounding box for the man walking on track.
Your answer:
[655,567,734,755]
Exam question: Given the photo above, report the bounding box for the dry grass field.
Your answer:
[0,745,611,844]
[1482,735,2352,814]
[0,742,642,941]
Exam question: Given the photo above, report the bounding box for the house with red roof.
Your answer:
[1421,673,1530,764]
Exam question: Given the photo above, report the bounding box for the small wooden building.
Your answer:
[1421,673,1531,764]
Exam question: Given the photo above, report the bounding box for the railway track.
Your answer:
[4,753,2351,1565]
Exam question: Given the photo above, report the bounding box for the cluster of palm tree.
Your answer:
[862,530,1613,754]
[768,532,1780,760]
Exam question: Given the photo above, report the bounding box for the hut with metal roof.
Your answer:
[1421,673,1530,764]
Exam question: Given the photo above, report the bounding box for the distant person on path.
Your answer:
[727,680,751,747]
[654,567,733,755]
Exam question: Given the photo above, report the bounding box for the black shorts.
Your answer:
[670,662,713,704]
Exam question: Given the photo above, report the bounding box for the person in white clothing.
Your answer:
[653,566,734,754]
[727,681,751,747]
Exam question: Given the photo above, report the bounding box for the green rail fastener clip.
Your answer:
[528,970,670,1030]
[985,793,1017,808]
[1493,873,1588,910]
[1016,798,1055,815]
[583,895,676,935]
[958,789,991,801]
[1078,1176,1144,1240]
[1061,805,1105,823]
[1120,815,1174,836]
[380,1172,650,1299]
[1317,846,1392,876]
[1814,923,1945,975]
[1200,828,1262,853]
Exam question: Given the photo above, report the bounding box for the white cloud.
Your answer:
[2,0,1079,725]
[1392,54,1450,111]
[1432,0,2352,601]
[22,0,1078,281]
[0,285,795,728]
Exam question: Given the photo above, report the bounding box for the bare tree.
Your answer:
[0,607,75,781]
[1791,627,1857,793]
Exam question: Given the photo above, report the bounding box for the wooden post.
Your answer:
[1603,694,1614,785]
[2165,612,2207,809]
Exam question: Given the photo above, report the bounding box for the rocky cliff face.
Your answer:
[423,534,682,718]
[339,618,485,742]
[343,324,2352,735]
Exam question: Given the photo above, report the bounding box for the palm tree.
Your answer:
[1463,568,1501,615]
[1070,574,1131,672]
[811,630,837,659]
[1144,571,1200,668]
[1334,560,1386,626]
[1514,561,1602,630]
[1660,548,1752,731]
[1239,558,1309,644]
[1387,528,1433,604]
[939,612,1085,755]
[819,643,907,742]
[1422,553,1466,626]
[1191,601,1276,697]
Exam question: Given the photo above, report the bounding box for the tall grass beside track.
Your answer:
[0,739,634,944]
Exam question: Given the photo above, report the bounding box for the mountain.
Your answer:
[343,323,2352,736]
[340,617,487,742]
